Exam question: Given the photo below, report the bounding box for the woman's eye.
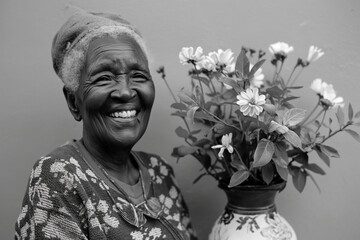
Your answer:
[132,73,149,82]
[97,75,112,82]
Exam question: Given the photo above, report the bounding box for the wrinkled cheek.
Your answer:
[84,112,108,138]
[143,84,155,109]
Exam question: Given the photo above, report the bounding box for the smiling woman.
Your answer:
[70,35,155,160]
[14,9,196,240]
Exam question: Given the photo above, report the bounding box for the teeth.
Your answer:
[110,110,137,118]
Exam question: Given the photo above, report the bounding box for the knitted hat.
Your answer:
[51,10,147,91]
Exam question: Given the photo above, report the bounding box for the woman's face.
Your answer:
[75,35,155,150]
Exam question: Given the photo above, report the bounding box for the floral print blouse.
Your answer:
[15,142,197,240]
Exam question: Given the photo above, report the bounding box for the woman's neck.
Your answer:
[80,138,139,185]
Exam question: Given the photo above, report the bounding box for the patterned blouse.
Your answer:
[15,142,197,240]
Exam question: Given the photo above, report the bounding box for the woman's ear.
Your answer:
[63,86,82,121]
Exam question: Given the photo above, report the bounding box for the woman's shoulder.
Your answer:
[133,151,174,171]
[28,142,85,186]
[32,142,80,167]
[133,151,178,188]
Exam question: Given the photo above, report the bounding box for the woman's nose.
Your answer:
[110,79,136,101]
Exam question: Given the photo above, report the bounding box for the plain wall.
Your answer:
[1,0,360,239]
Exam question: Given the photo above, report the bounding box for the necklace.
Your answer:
[98,161,147,205]
[98,155,163,218]
[71,140,163,225]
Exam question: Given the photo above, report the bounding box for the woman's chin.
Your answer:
[110,130,143,147]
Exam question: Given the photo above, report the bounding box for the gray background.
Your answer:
[1,0,360,239]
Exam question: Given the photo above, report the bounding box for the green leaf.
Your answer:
[292,151,309,165]
[231,159,247,171]
[194,111,218,122]
[300,127,316,145]
[187,106,199,124]
[192,75,210,87]
[283,130,302,149]
[262,163,274,185]
[188,135,197,143]
[194,85,205,107]
[193,138,212,147]
[175,126,189,139]
[218,77,242,93]
[171,111,185,118]
[212,123,234,136]
[355,111,360,118]
[344,129,360,143]
[314,145,330,166]
[275,164,288,181]
[274,142,288,168]
[283,108,306,127]
[171,145,200,158]
[292,168,307,193]
[253,139,275,168]
[248,59,266,79]
[318,144,340,158]
[307,172,321,193]
[286,85,303,89]
[235,49,250,78]
[263,103,277,116]
[170,102,188,111]
[304,163,326,175]
[190,129,202,135]
[282,96,300,103]
[287,148,303,158]
[228,170,250,188]
[178,91,197,106]
[221,89,237,100]
[348,103,354,121]
[266,86,284,98]
[336,107,345,127]
[193,152,212,169]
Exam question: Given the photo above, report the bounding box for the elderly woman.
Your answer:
[15,10,196,240]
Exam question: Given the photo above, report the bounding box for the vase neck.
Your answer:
[226,201,276,215]
[221,182,285,215]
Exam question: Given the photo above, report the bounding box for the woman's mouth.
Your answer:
[109,110,138,119]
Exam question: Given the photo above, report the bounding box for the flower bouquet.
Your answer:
[158,42,360,192]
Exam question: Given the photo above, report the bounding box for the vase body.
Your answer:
[209,182,296,240]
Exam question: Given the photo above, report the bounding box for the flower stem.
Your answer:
[183,117,191,133]
[305,108,324,126]
[161,74,178,103]
[192,63,205,98]
[272,61,278,82]
[321,122,351,144]
[301,101,319,125]
[286,64,298,86]
[289,66,304,86]
[160,72,192,133]
[208,78,216,94]
[215,149,232,176]
[277,60,284,78]
[314,110,327,135]
[228,104,233,119]
[233,148,245,167]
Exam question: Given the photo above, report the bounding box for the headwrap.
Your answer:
[51,9,147,91]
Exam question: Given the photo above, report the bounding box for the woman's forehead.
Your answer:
[88,35,146,57]
[85,35,148,72]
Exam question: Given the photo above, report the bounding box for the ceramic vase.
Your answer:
[209,181,297,240]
